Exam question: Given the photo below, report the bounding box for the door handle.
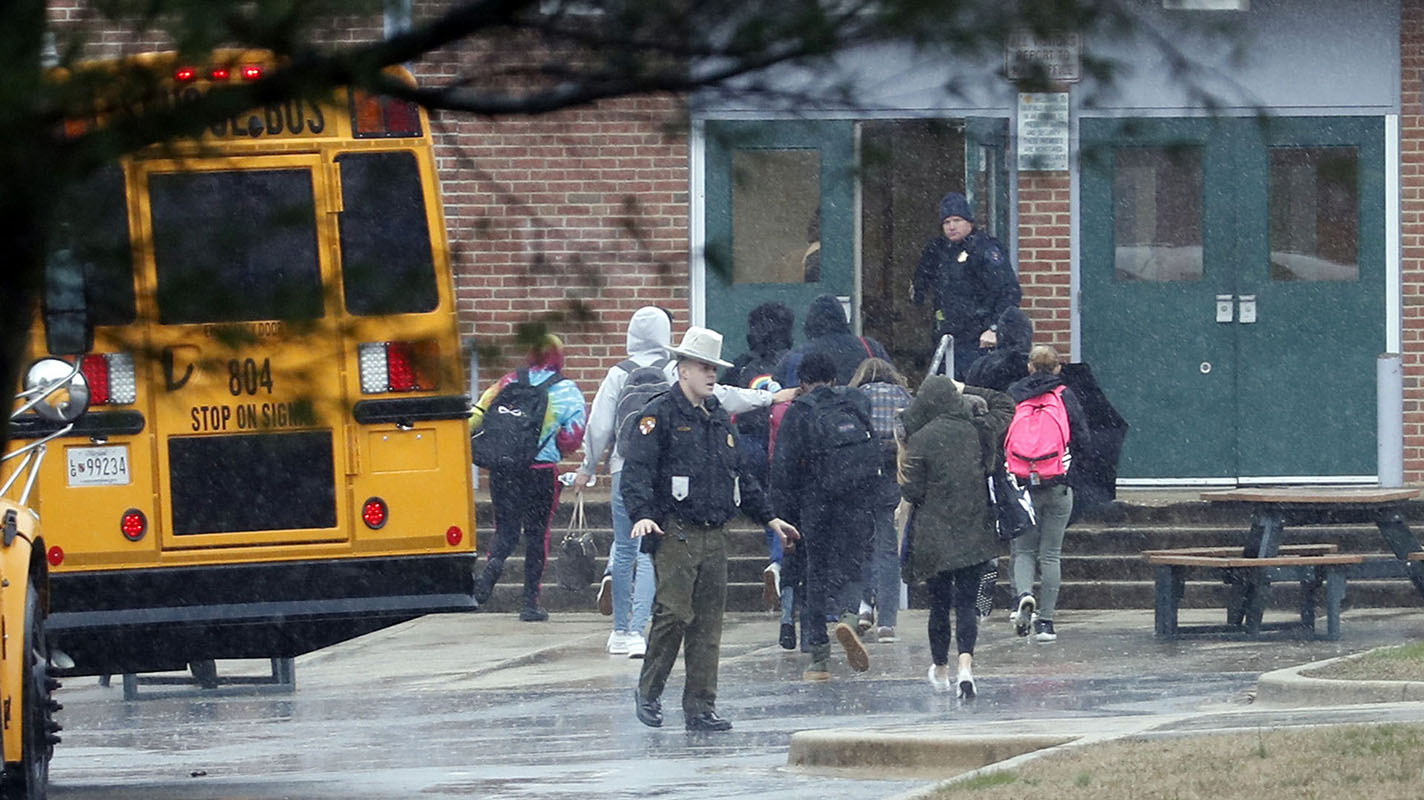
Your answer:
[1238,294,1257,324]
[1216,294,1233,323]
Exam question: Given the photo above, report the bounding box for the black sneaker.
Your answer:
[779,623,796,650]
[1033,619,1056,643]
[519,605,549,622]
[1010,593,1036,637]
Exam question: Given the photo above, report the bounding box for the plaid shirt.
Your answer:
[859,381,912,442]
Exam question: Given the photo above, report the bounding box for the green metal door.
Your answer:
[1081,116,1384,480]
[704,120,855,356]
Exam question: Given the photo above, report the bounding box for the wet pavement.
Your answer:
[45,606,1424,798]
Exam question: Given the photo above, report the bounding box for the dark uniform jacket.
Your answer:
[621,386,776,528]
[912,229,1022,343]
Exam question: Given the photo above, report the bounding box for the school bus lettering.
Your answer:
[192,400,316,432]
[175,84,328,140]
[191,404,233,432]
[228,358,274,396]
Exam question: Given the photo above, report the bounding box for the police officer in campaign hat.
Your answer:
[911,191,1022,381]
[622,326,800,732]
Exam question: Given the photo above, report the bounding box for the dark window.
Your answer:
[336,152,439,314]
[168,431,336,534]
[150,169,323,324]
[49,164,136,326]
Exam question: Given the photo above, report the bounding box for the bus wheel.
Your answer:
[1,582,57,800]
[189,660,219,690]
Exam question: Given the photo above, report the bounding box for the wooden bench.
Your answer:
[1144,549,1364,640]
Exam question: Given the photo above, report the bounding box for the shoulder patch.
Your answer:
[639,416,657,435]
[987,247,1004,264]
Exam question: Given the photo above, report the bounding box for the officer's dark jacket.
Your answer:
[912,228,1022,341]
[620,386,776,528]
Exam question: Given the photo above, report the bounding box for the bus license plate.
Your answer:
[67,446,132,487]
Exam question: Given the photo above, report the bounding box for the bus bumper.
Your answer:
[45,553,475,676]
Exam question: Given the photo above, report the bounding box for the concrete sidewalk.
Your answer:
[293,604,1424,790]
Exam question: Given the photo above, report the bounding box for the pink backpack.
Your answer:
[1004,386,1071,484]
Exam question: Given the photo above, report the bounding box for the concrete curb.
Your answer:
[1256,651,1424,706]
[787,730,1074,777]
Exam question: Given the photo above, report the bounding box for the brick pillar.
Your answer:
[1015,173,1073,354]
[1402,0,1424,483]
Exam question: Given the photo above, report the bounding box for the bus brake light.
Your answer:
[120,509,147,541]
[350,91,422,138]
[358,341,438,393]
[80,353,137,406]
[362,498,388,529]
[47,546,63,567]
[446,526,463,546]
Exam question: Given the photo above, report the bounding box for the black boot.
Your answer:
[473,558,503,606]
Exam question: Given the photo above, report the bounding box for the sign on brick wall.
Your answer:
[1016,93,1070,172]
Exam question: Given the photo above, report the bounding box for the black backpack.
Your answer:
[614,357,671,458]
[471,369,561,470]
[803,386,881,491]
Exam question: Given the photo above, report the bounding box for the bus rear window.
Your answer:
[50,164,136,327]
[150,169,324,324]
[336,151,438,315]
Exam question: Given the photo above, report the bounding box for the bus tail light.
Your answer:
[350,90,422,138]
[47,547,63,567]
[362,498,388,529]
[446,526,463,546]
[80,353,137,406]
[358,341,438,394]
[120,509,147,541]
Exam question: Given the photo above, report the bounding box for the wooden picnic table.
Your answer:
[1181,487,1424,637]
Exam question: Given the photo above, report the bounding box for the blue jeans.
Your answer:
[863,480,901,628]
[611,471,654,635]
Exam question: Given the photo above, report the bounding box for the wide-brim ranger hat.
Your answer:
[668,326,734,369]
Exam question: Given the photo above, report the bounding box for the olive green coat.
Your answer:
[899,377,1014,584]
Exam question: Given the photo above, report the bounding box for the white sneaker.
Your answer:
[1009,593,1036,638]
[956,666,976,700]
[626,632,647,659]
[606,630,630,655]
[762,563,782,609]
[927,664,951,693]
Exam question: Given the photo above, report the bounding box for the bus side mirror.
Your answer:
[25,357,89,423]
[43,248,94,356]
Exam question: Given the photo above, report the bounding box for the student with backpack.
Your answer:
[850,358,913,643]
[720,302,796,623]
[471,334,587,622]
[1004,345,1091,643]
[775,294,890,388]
[771,352,880,681]
[576,307,791,656]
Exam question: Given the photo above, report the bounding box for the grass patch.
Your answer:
[931,723,1424,799]
[1303,642,1424,681]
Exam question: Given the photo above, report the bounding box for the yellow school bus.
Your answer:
[17,51,476,679]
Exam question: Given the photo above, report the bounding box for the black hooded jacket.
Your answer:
[721,302,795,447]
[1006,371,1092,488]
[775,294,889,387]
[964,307,1034,391]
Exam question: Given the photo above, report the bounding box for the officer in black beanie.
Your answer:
[911,192,1022,380]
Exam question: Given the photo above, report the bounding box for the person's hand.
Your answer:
[909,283,918,303]
[772,387,798,404]
[631,518,663,539]
[979,329,998,349]
[768,518,799,551]
[574,470,594,495]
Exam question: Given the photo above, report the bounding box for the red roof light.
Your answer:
[209,67,231,81]
[240,64,263,81]
[175,66,197,82]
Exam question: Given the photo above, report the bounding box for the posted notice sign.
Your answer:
[1017,93,1069,172]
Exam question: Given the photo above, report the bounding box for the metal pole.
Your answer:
[1378,353,1404,488]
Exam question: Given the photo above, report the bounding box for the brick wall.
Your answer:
[1403,0,1424,483]
[1015,173,1073,355]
